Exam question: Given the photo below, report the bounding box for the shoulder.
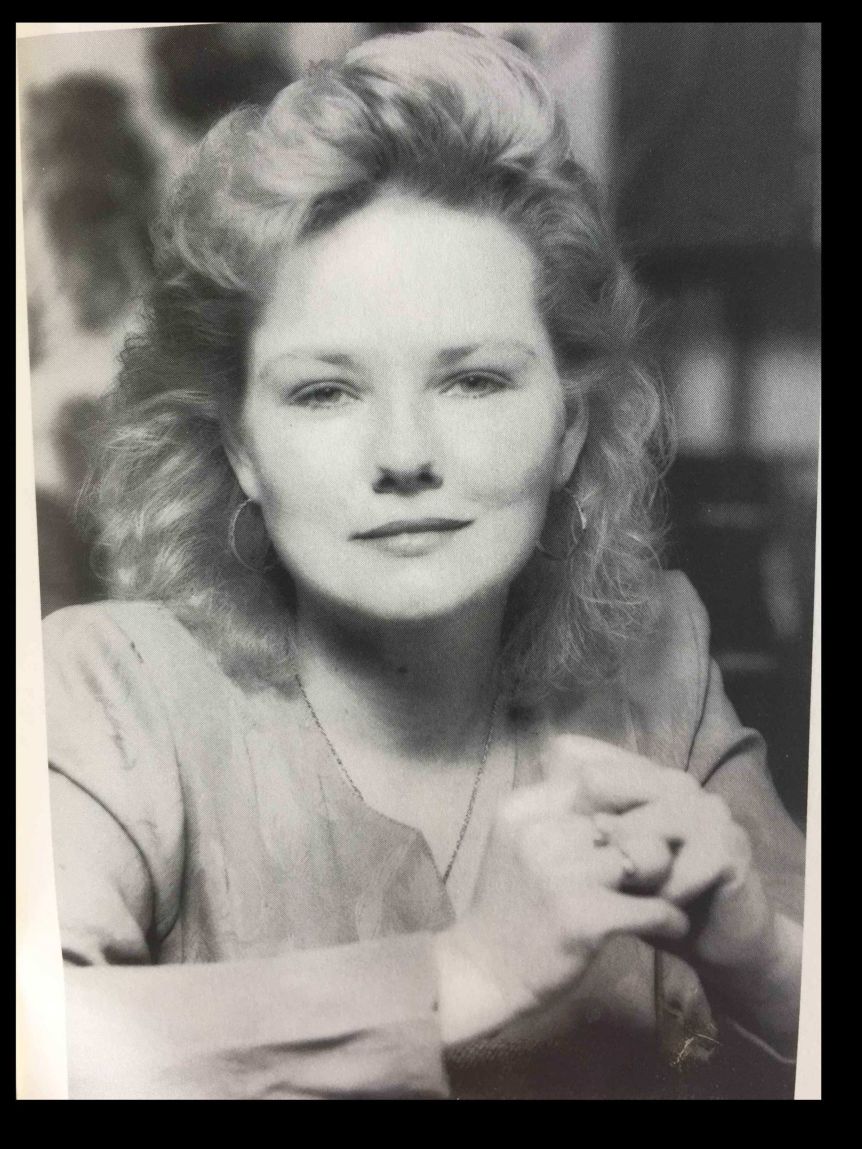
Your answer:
[43,600,210,674]
[44,599,183,647]
[625,570,710,687]
[43,600,243,807]
[616,570,712,768]
[42,600,232,727]
[541,572,713,769]
[43,604,190,940]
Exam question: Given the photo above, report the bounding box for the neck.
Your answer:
[292,592,507,766]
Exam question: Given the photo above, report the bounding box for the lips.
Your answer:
[353,518,472,540]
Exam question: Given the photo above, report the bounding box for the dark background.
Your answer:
[613,23,819,828]
[19,23,819,828]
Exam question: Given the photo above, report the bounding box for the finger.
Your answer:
[500,779,661,832]
[660,841,733,904]
[660,824,751,906]
[607,796,748,905]
[610,790,729,848]
[500,766,699,829]
[614,833,675,893]
[500,781,593,825]
[543,736,700,814]
[561,887,690,946]
[521,817,641,890]
[543,735,657,795]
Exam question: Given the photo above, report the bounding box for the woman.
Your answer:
[44,27,805,1100]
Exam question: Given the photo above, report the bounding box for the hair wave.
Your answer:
[84,27,673,701]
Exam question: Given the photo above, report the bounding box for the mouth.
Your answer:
[352,518,473,541]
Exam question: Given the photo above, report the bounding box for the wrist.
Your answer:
[699,913,803,1052]
[433,925,524,1046]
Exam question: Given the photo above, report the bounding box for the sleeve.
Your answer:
[677,581,806,1073]
[681,588,806,925]
[43,607,449,1100]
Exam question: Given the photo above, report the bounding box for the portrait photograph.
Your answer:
[16,22,820,1100]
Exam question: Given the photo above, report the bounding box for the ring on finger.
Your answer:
[588,813,643,873]
[588,814,637,880]
[612,843,637,880]
[588,812,612,847]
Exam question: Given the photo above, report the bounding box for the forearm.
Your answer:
[433,925,523,1047]
[64,935,450,1099]
[698,912,803,1057]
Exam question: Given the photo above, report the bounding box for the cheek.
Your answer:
[245,423,351,524]
[459,403,563,508]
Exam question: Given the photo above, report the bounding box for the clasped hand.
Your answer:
[438,735,778,1043]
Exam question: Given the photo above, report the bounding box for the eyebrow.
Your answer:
[436,341,539,366]
[258,340,539,377]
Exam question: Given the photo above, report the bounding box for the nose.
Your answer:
[373,464,442,495]
[370,392,443,495]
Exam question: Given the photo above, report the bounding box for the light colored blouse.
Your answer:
[44,572,805,1099]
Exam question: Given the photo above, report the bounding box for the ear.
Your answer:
[553,407,589,490]
[221,420,263,504]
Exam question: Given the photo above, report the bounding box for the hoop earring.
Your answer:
[534,492,588,563]
[228,498,276,574]
[572,495,588,534]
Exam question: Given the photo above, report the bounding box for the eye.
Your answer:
[442,372,509,399]
[289,382,357,409]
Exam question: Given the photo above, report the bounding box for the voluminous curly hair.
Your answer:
[85,26,672,701]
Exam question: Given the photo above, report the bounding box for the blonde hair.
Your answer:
[86,27,672,700]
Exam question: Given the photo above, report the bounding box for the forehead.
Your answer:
[251,195,549,363]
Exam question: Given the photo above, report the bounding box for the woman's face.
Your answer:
[231,194,586,625]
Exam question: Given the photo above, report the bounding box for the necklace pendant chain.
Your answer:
[442,692,500,882]
[294,675,365,801]
[294,674,502,884]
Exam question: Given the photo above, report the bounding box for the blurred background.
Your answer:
[18,23,819,827]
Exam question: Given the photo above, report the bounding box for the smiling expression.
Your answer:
[229,194,586,624]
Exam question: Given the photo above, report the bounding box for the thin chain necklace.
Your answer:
[294,673,502,884]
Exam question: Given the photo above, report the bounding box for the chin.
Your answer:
[320,576,508,628]
[291,543,533,627]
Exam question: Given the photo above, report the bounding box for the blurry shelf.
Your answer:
[716,651,780,676]
[692,503,770,531]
